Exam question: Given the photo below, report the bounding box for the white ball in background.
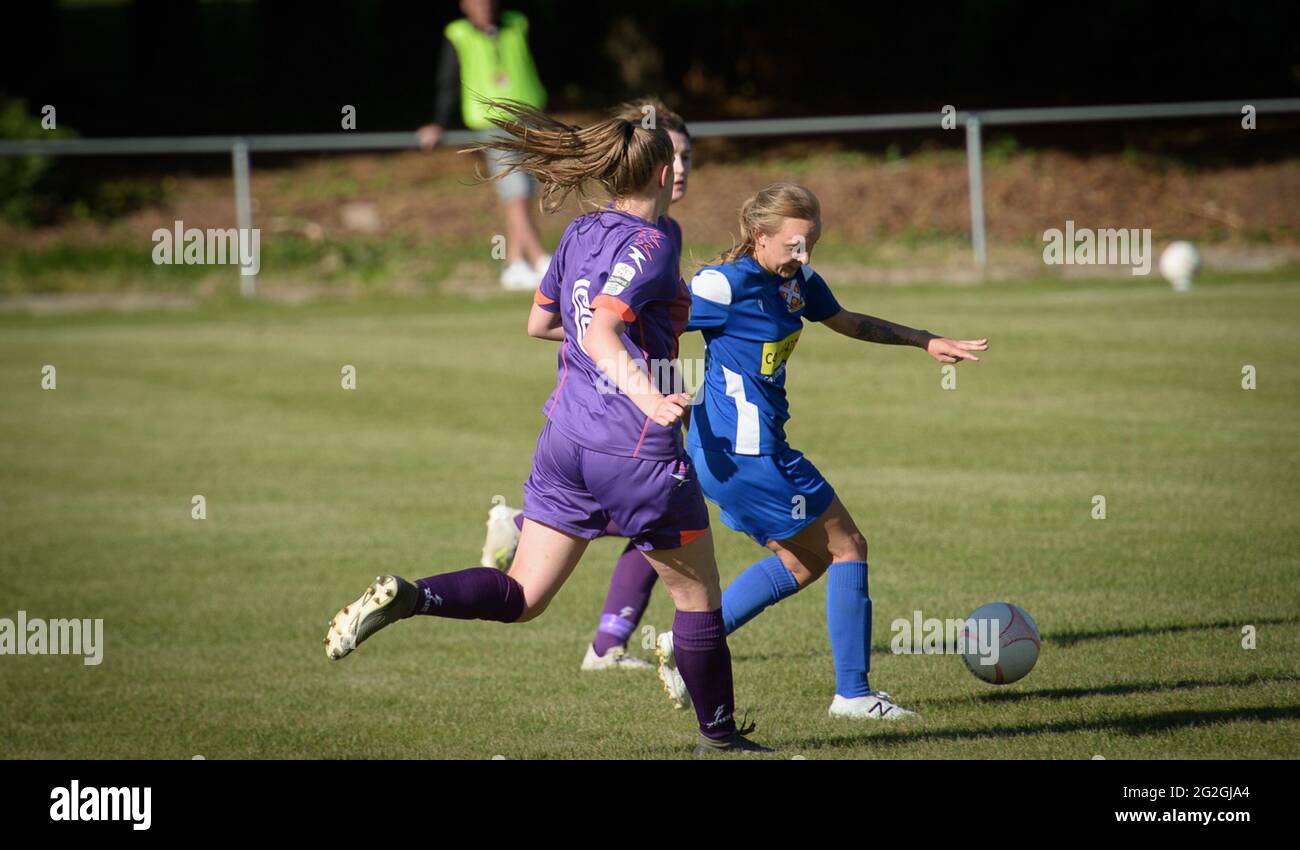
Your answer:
[1159,241,1201,292]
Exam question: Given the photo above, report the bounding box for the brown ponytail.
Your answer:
[611,99,690,138]
[469,98,673,214]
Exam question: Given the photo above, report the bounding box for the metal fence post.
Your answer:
[965,114,988,273]
[232,138,255,297]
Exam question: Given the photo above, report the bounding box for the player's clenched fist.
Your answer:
[649,392,692,427]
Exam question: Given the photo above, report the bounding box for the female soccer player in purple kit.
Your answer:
[477,101,694,673]
[323,100,768,755]
[578,102,694,671]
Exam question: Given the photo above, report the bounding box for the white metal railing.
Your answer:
[3,98,1297,293]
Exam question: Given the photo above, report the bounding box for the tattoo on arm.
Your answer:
[850,314,927,346]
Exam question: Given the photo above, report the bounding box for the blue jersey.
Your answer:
[686,255,842,456]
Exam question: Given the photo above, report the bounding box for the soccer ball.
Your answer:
[1158,241,1201,292]
[961,602,1041,685]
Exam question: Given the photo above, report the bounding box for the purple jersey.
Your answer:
[533,209,689,460]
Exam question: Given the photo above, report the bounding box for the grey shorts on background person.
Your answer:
[480,133,536,202]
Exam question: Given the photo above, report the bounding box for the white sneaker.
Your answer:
[828,691,918,720]
[533,253,552,278]
[655,630,691,710]
[500,260,538,291]
[580,643,654,671]
[480,502,523,569]
[324,575,418,661]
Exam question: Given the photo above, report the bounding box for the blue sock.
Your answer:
[721,555,799,634]
[826,561,872,698]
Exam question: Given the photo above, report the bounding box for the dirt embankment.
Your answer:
[3,143,1298,299]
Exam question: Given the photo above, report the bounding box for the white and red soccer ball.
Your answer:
[961,602,1041,685]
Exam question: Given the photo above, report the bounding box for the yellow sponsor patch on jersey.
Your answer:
[760,329,802,376]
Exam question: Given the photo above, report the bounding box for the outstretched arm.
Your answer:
[821,309,987,363]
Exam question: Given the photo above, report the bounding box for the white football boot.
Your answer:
[828,691,918,720]
[480,502,523,569]
[655,630,691,710]
[580,643,654,671]
[532,253,552,278]
[500,260,538,291]
[324,575,419,661]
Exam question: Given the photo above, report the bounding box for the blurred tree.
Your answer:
[0,99,76,224]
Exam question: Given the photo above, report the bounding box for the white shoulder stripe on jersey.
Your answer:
[691,268,731,305]
[799,264,816,282]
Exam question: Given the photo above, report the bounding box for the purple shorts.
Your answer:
[523,420,710,551]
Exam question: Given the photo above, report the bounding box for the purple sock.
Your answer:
[411,568,526,622]
[513,513,525,532]
[672,609,737,739]
[592,542,659,656]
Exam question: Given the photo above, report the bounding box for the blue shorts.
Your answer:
[688,443,837,545]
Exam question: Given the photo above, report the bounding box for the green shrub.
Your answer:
[0,99,78,224]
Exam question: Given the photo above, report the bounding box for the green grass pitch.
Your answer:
[2,273,1298,759]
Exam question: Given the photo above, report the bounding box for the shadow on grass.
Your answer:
[745,617,1300,660]
[793,705,1300,752]
[732,649,824,663]
[1046,617,1298,647]
[928,673,1300,706]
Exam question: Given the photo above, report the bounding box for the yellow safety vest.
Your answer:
[444,11,547,129]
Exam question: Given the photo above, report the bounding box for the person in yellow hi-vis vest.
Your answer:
[417,0,550,291]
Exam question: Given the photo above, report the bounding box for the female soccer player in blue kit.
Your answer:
[651,182,989,719]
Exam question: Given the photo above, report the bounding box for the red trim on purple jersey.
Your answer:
[630,416,652,459]
[628,226,666,263]
[680,528,707,546]
[546,340,571,418]
[592,294,636,322]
